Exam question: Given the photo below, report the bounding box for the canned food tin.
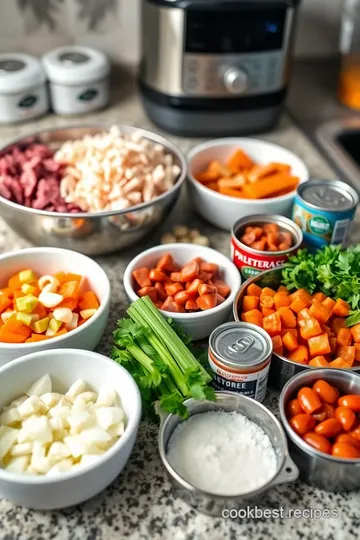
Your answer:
[208,322,273,402]
[292,179,358,249]
[231,214,303,280]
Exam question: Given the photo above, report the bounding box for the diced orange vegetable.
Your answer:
[337,328,353,347]
[185,300,199,311]
[216,294,225,305]
[133,268,152,288]
[138,286,158,302]
[308,333,331,357]
[170,272,183,282]
[329,358,351,369]
[323,297,336,310]
[283,331,298,351]
[263,312,281,337]
[79,291,100,311]
[309,301,332,324]
[331,318,346,336]
[260,287,276,298]
[174,291,190,306]
[7,273,22,291]
[243,295,260,311]
[272,335,283,355]
[226,148,254,172]
[0,318,31,343]
[329,336,337,354]
[161,297,186,313]
[181,261,200,283]
[262,308,275,317]
[290,288,313,304]
[281,328,298,338]
[212,279,231,298]
[277,285,289,294]
[313,292,327,302]
[260,296,275,309]
[197,293,217,311]
[243,309,263,327]
[57,298,78,311]
[350,324,360,343]
[278,306,297,328]
[200,262,218,276]
[25,334,51,343]
[309,356,330,367]
[337,346,355,366]
[60,281,80,300]
[300,318,322,340]
[149,268,168,282]
[354,343,360,361]
[288,345,309,364]
[333,298,351,317]
[157,254,177,272]
[290,294,310,313]
[247,283,262,297]
[321,324,331,336]
[187,279,203,298]
[274,293,291,310]
[165,282,183,297]
[198,283,217,296]
[0,295,11,314]
[154,282,167,302]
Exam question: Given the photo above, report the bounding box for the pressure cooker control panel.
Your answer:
[182,6,289,97]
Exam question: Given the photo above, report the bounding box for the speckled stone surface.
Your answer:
[1,78,360,540]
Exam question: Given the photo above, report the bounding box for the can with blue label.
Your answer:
[292,179,358,249]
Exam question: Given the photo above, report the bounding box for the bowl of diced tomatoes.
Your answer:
[233,268,360,390]
[0,248,110,366]
[124,244,241,341]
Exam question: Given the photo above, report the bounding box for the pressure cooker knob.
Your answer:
[223,67,248,94]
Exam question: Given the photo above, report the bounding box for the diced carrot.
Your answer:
[185,300,199,311]
[133,268,152,288]
[52,328,68,338]
[329,336,337,354]
[282,331,298,351]
[277,285,289,294]
[60,281,80,300]
[0,295,11,314]
[309,356,330,367]
[308,333,331,357]
[197,293,217,311]
[331,317,347,336]
[212,279,231,298]
[0,288,12,298]
[154,301,163,309]
[251,239,267,251]
[200,262,218,276]
[300,317,322,340]
[278,306,297,328]
[274,293,291,310]
[25,334,51,343]
[321,324,331,336]
[54,272,67,284]
[351,324,360,343]
[309,301,332,324]
[329,358,351,369]
[226,148,254,172]
[161,297,186,313]
[333,298,351,317]
[290,295,310,313]
[242,173,298,199]
[288,345,309,364]
[186,279,203,298]
[216,294,225,305]
[0,318,31,343]
[13,290,25,300]
[313,292,326,302]
[154,282,167,302]
[79,291,99,311]
[281,328,298,338]
[243,309,263,327]
[337,328,353,347]
[199,284,217,296]
[137,286,158,302]
[174,291,190,306]
[170,272,183,282]
[272,335,283,355]
[263,312,281,336]
[181,261,200,283]
[57,298,78,311]
[264,223,279,233]
[149,268,168,282]
[298,308,311,322]
[165,282,183,297]
[64,273,82,283]
[290,289,313,304]
[337,346,355,366]
[199,271,213,282]
[262,308,275,317]
[323,297,336,310]
[247,283,262,297]
[195,171,219,184]
[260,287,276,298]
[157,254,177,272]
[260,296,275,309]
[31,303,48,318]
[355,343,360,361]
[7,273,22,291]
[242,295,260,311]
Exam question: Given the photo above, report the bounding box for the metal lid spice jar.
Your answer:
[42,46,110,115]
[0,53,48,124]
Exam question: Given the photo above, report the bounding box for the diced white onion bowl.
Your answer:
[0,248,111,366]
[187,138,310,231]
[123,243,242,341]
[0,349,141,509]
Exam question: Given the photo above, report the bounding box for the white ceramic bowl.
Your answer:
[0,248,110,367]
[0,348,141,509]
[187,138,310,231]
[123,243,241,341]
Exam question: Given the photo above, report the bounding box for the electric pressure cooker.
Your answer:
[139,0,302,137]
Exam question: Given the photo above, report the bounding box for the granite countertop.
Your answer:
[1,76,360,540]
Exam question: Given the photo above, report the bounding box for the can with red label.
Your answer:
[208,322,273,402]
[231,214,303,280]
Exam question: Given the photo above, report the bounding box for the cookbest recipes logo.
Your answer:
[222,506,339,520]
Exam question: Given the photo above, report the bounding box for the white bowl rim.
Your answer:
[0,124,187,218]
[0,247,111,350]
[0,348,142,484]
[187,137,310,205]
[124,243,242,320]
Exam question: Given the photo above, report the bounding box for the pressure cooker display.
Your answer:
[185,8,286,54]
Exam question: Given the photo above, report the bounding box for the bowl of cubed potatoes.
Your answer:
[0,348,141,509]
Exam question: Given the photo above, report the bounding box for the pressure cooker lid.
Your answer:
[143,0,302,8]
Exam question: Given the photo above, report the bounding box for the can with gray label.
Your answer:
[208,322,273,402]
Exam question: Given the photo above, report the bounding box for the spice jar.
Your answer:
[42,46,110,115]
[338,0,360,110]
[0,53,48,124]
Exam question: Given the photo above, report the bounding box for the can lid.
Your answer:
[300,181,357,211]
[209,322,272,368]
[0,53,46,94]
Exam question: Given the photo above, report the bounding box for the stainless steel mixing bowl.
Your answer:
[233,267,360,390]
[0,125,186,256]
[158,392,298,516]
[280,368,360,491]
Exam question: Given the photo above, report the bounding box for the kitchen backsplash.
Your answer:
[0,0,342,64]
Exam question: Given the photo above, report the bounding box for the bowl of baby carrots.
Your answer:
[233,268,360,390]
[0,248,110,366]
[123,243,241,341]
[187,138,309,231]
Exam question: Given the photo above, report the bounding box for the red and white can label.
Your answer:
[231,238,290,279]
